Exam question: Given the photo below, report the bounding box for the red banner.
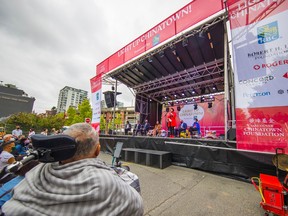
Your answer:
[236,107,288,152]
[96,0,224,75]
[124,34,146,62]
[96,59,109,75]
[228,0,288,29]
[228,0,288,152]
[176,0,223,33]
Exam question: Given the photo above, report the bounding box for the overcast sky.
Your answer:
[0,0,191,113]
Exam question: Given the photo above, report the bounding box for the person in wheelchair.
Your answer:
[2,123,144,216]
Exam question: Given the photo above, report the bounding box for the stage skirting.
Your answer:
[100,135,280,181]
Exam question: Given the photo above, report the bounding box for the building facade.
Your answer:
[101,106,139,134]
[57,86,88,113]
[0,83,35,118]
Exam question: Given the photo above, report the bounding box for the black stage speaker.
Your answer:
[104,92,115,108]
[227,128,236,141]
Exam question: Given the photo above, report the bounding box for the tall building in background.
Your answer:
[0,83,35,118]
[57,86,88,113]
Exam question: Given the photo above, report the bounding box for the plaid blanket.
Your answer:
[2,158,143,216]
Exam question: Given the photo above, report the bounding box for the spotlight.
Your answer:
[200,97,205,103]
[199,31,206,38]
[194,104,198,110]
[182,38,188,47]
[148,56,153,63]
[208,102,213,108]
[159,50,165,58]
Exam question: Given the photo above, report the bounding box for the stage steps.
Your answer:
[122,148,171,169]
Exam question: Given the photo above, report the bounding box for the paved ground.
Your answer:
[99,152,264,216]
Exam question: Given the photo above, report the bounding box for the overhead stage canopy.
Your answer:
[97,0,228,104]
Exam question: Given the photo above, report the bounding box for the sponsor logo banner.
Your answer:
[228,0,288,152]
[90,75,102,132]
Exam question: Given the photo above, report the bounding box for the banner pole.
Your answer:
[112,80,117,134]
[224,22,228,141]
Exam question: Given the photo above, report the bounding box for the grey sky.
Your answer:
[0,0,191,113]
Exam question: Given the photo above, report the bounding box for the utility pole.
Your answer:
[112,80,117,134]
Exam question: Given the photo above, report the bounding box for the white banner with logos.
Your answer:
[228,0,288,152]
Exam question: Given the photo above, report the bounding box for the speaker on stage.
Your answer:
[104,91,115,108]
[227,128,236,141]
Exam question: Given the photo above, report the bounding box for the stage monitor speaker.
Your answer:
[104,92,115,108]
[227,128,236,141]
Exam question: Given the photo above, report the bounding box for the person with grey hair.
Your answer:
[2,123,144,216]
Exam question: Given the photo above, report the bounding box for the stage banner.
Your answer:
[96,59,109,75]
[97,0,224,75]
[228,0,288,152]
[90,74,102,133]
[161,95,225,137]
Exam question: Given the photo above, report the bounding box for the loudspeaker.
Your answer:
[104,92,115,108]
[227,128,236,141]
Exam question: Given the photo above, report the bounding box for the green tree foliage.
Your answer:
[4,99,92,135]
[100,114,106,131]
[64,99,92,125]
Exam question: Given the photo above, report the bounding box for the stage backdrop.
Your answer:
[161,94,225,136]
[228,0,288,152]
[90,74,102,132]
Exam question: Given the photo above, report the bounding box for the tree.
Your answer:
[64,99,92,125]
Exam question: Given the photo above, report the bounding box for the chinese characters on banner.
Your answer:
[228,0,288,152]
[90,74,102,133]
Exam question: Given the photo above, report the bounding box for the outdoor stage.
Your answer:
[100,134,280,182]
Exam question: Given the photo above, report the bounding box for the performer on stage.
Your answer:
[152,121,162,136]
[167,108,176,137]
[189,118,201,137]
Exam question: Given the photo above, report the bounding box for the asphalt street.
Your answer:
[99,152,264,216]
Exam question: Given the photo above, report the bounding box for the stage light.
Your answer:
[159,50,165,58]
[200,97,205,103]
[182,38,188,47]
[208,102,213,108]
[199,31,206,38]
[194,104,198,110]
